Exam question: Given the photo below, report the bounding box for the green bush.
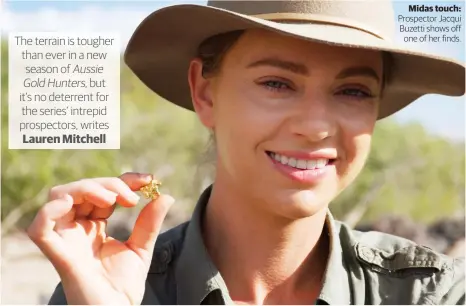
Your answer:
[1,40,464,233]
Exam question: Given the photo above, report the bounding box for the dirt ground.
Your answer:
[1,207,189,305]
[2,232,60,305]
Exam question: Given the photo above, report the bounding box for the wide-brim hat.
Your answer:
[124,0,465,119]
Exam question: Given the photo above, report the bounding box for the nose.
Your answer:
[288,96,337,142]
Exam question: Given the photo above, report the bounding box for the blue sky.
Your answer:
[2,0,465,141]
[5,1,177,11]
[391,1,465,141]
[4,0,197,13]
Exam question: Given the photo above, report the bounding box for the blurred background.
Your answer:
[1,1,465,304]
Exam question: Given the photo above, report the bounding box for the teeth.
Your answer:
[307,160,316,169]
[270,152,329,169]
[296,159,307,169]
[280,155,288,164]
[316,159,327,168]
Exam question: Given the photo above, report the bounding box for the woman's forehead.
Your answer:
[227,29,383,68]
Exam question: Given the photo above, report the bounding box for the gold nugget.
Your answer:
[139,179,162,200]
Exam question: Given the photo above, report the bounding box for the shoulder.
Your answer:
[334,220,465,305]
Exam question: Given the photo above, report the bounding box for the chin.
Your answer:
[268,189,332,220]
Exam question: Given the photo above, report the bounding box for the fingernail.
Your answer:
[141,173,153,183]
[103,190,118,203]
[128,191,140,203]
[63,194,74,203]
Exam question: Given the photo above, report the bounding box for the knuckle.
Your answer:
[26,222,40,242]
[48,185,62,200]
[26,225,35,240]
[36,206,49,222]
[77,178,91,185]
[119,171,134,179]
[80,179,99,192]
[110,176,128,189]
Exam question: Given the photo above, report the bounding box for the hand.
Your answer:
[27,172,174,305]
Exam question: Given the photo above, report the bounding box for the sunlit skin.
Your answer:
[26,28,386,306]
[188,29,384,304]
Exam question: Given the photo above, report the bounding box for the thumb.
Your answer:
[126,194,175,259]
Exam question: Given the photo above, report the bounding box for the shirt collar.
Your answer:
[175,185,353,304]
[316,212,353,304]
[175,185,233,304]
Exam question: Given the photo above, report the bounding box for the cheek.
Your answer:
[212,82,274,171]
[337,114,375,183]
[350,134,373,165]
[214,78,281,142]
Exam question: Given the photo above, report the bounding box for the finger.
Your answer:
[92,176,146,207]
[75,202,94,218]
[89,205,116,219]
[126,194,174,258]
[87,172,153,219]
[59,206,76,224]
[49,180,118,208]
[29,194,74,239]
[88,173,154,219]
[118,172,154,191]
[27,195,75,268]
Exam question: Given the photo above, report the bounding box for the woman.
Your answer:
[29,1,465,305]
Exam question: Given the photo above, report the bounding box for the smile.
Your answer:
[268,152,332,170]
[266,151,336,184]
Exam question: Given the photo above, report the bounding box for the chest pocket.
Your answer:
[355,243,446,277]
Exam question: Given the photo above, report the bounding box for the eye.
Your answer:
[337,87,374,98]
[260,80,292,92]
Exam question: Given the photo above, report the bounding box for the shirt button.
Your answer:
[159,249,169,262]
[155,248,169,263]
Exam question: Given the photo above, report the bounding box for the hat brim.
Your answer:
[124,4,465,119]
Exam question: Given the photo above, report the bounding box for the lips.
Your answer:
[269,152,330,169]
[266,150,336,184]
[266,151,336,169]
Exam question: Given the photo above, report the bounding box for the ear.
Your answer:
[188,58,215,129]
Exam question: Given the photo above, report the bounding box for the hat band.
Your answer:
[251,13,389,41]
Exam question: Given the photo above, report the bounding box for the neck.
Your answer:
[203,178,329,304]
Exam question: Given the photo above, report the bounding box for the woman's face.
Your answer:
[190,29,383,219]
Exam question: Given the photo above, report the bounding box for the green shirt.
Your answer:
[49,186,465,305]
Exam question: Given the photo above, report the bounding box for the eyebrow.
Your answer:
[336,66,381,83]
[246,58,309,76]
[246,58,381,83]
